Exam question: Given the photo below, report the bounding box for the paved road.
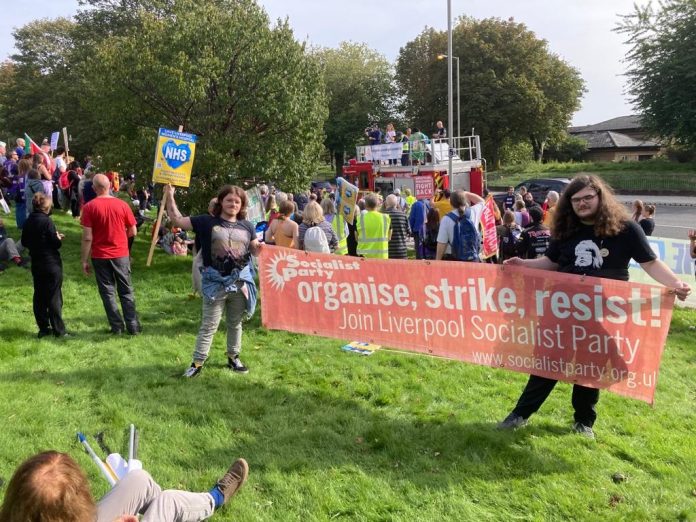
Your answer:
[619,203,695,240]
[493,191,695,240]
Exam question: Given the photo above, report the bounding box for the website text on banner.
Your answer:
[260,247,675,404]
[152,128,197,188]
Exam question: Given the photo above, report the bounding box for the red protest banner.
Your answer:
[480,198,498,260]
[414,176,434,199]
[259,246,675,404]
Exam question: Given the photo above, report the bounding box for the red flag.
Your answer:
[24,133,52,171]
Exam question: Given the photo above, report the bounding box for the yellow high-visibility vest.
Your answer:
[332,213,348,255]
[357,211,390,259]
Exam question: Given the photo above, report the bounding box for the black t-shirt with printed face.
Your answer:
[545,220,656,281]
[190,215,255,276]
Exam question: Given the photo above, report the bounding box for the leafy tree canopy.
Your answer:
[395,17,585,167]
[617,0,696,148]
[0,18,98,153]
[75,0,327,207]
[314,42,395,172]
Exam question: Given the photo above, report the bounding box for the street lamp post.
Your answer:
[446,0,453,180]
[437,54,460,142]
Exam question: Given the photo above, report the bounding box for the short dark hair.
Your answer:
[528,206,543,224]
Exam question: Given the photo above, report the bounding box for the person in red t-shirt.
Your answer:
[80,173,141,334]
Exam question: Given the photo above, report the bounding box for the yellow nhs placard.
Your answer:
[152,128,197,187]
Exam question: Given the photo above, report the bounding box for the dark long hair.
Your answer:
[552,174,628,240]
[213,185,248,220]
[0,451,96,522]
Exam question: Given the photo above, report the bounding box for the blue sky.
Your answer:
[0,0,647,126]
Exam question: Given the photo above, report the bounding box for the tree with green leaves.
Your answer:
[314,42,395,174]
[0,18,100,155]
[395,17,585,168]
[73,0,327,208]
[617,0,696,148]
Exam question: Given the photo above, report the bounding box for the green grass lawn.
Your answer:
[1,212,695,521]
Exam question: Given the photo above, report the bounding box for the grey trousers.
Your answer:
[193,290,246,364]
[97,469,215,522]
[92,256,140,333]
[0,238,20,261]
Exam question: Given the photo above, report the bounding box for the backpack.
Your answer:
[304,225,330,253]
[58,171,70,191]
[447,208,480,262]
[500,226,517,261]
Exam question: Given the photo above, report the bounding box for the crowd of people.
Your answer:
[364,121,445,166]
[0,132,695,518]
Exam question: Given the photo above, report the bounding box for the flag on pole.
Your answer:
[24,133,52,171]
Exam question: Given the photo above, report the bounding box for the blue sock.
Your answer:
[209,485,224,509]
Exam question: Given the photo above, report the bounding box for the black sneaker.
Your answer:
[37,329,53,339]
[227,357,249,374]
[572,422,595,439]
[497,412,528,430]
[183,363,203,378]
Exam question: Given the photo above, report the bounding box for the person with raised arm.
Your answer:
[164,184,262,377]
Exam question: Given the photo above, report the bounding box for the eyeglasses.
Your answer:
[570,193,598,205]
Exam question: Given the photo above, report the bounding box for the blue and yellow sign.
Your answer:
[152,128,197,187]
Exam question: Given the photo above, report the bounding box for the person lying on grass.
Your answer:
[0,451,248,522]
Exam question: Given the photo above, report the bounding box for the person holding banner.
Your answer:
[499,175,691,439]
[163,184,261,377]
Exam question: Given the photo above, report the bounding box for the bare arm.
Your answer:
[466,192,485,205]
[163,185,193,231]
[126,224,137,238]
[503,255,559,271]
[292,222,300,249]
[640,259,691,301]
[81,226,93,275]
[249,238,262,256]
[435,242,447,261]
[264,220,275,244]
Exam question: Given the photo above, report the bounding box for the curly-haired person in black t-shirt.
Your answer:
[497,175,691,439]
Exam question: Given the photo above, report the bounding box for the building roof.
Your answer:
[574,131,660,150]
[569,115,643,134]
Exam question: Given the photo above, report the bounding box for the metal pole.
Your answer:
[456,56,460,145]
[447,0,453,181]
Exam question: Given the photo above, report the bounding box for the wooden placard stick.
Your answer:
[145,124,183,266]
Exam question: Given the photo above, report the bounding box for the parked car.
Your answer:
[311,180,334,192]
[493,178,571,212]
